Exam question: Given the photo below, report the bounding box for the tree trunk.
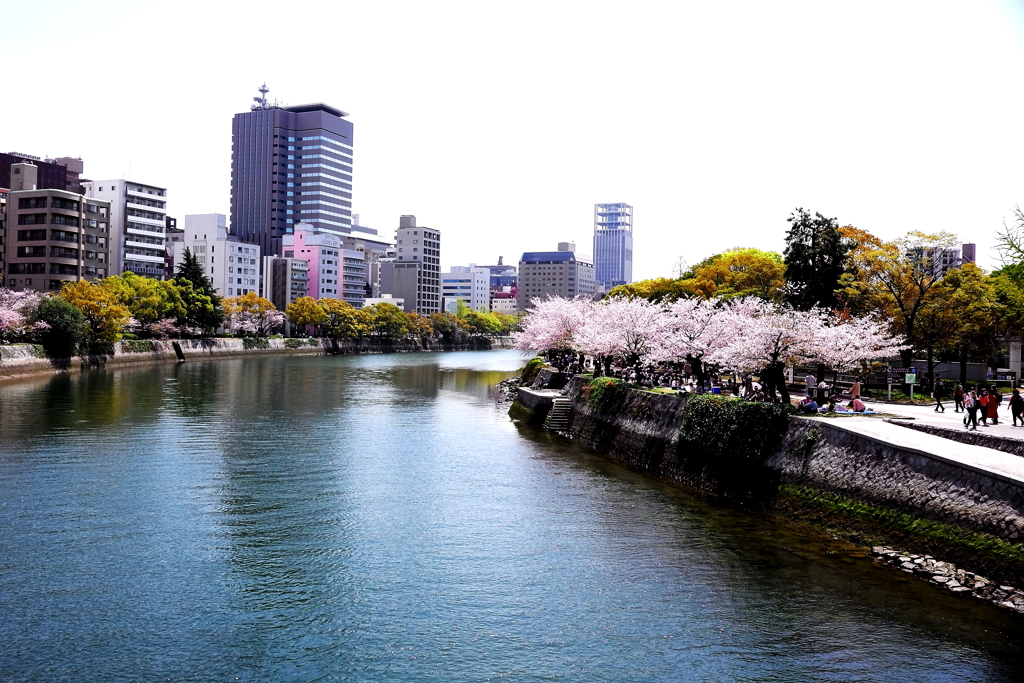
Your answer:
[927,345,935,386]
[688,355,708,388]
[773,362,791,404]
[900,348,913,368]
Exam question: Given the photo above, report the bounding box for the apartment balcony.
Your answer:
[127,226,165,239]
[125,240,164,250]
[126,215,165,228]
[126,201,167,214]
[126,188,166,201]
[124,252,166,264]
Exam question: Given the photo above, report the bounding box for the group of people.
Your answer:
[938,381,1024,430]
[796,372,867,414]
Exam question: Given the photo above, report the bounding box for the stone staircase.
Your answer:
[544,397,573,432]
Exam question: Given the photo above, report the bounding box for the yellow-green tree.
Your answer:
[366,303,409,338]
[607,277,692,303]
[677,248,786,301]
[102,272,186,325]
[58,280,131,344]
[286,296,327,334]
[838,229,959,365]
[405,311,432,341]
[318,298,366,339]
[464,310,501,335]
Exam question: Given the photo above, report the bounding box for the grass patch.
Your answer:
[520,358,545,385]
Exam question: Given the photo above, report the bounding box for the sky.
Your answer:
[4,0,1024,280]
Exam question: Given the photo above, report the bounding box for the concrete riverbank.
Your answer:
[0,336,514,382]
[510,372,1024,611]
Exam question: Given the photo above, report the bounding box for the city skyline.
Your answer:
[4,1,1024,280]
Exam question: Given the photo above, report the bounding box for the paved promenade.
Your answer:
[806,399,1024,485]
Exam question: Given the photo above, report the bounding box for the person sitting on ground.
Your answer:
[798,396,819,413]
[849,396,866,413]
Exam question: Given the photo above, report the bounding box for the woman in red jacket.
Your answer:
[978,390,990,426]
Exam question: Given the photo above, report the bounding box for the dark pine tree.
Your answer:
[175,247,224,330]
[782,208,849,311]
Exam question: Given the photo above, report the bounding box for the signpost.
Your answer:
[885,367,917,402]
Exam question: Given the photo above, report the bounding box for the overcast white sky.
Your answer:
[5,0,1024,279]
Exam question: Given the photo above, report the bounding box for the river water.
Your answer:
[1,350,1022,682]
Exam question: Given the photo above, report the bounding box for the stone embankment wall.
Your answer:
[561,376,693,482]
[0,336,511,381]
[772,419,1024,541]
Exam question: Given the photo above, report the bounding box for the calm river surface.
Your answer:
[2,350,1023,682]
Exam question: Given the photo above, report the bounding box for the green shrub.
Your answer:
[121,339,155,354]
[307,338,321,347]
[32,296,85,358]
[679,395,794,467]
[584,377,630,412]
[285,338,304,348]
[520,357,545,385]
[242,337,270,350]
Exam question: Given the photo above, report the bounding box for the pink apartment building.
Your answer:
[282,223,365,306]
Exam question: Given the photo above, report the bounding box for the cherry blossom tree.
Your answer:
[574,297,668,373]
[710,301,827,402]
[810,313,905,378]
[513,296,592,353]
[650,297,758,385]
[0,289,43,344]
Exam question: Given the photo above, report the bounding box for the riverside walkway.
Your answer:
[805,400,1024,485]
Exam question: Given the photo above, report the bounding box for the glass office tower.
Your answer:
[593,202,633,290]
[231,86,354,258]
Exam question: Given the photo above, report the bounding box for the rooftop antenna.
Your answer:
[251,83,270,111]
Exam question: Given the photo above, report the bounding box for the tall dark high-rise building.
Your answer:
[230,84,354,258]
[593,202,633,291]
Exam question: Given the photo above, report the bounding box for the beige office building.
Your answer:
[517,242,596,311]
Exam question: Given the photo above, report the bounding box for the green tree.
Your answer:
[429,311,467,343]
[32,296,85,358]
[175,248,223,331]
[102,272,186,326]
[838,229,959,366]
[783,207,850,310]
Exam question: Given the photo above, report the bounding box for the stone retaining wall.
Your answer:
[771,419,1024,541]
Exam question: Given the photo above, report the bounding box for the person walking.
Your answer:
[989,384,1002,425]
[953,384,965,413]
[933,379,945,412]
[978,389,990,426]
[965,390,979,430]
[1010,389,1024,427]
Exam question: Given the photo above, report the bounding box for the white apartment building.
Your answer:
[172,214,261,297]
[441,267,490,311]
[84,179,168,278]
